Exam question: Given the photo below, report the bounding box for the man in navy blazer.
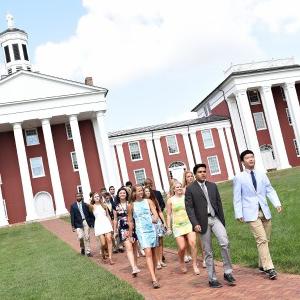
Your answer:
[70,192,95,256]
[233,150,282,280]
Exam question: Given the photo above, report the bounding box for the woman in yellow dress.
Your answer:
[166,181,199,275]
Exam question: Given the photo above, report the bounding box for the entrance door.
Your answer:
[34,192,55,219]
[260,145,277,170]
[169,161,186,182]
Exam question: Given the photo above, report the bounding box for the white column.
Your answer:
[189,131,202,164]
[153,137,169,192]
[115,143,129,184]
[41,119,68,215]
[283,82,300,150]
[226,97,247,153]
[92,118,110,188]
[259,85,291,169]
[234,90,265,171]
[146,138,163,191]
[95,112,119,188]
[69,115,91,203]
[0,175,9,226]
[224,126,241,175]
[110,144,121,188]
[13,123,37,221]
[217,127,234,179]
[182,132,195,170]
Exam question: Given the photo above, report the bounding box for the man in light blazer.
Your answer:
[233,150,282,280]
[185,163,235,288]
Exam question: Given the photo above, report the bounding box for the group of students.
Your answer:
[70,149,282,289]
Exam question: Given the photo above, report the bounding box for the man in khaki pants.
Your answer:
[233,150,282,280]
[70,192,95,256]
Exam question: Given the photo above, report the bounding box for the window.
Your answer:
[25,129,39,146]
[65,123,73,139]
[71,152,79,171]
[4,46,11,63]
[134,169,146,184]
[166,135,179,154]
[294,139,300,157]
[280,86,286,101]
[16,66,22,72]
[128,142,142,161]
[286,108,292,125]
[207,156,221,175]
[27,66,31,71]
[22,44,29,61]
[2,199,8,220]
[253,112,267,131]
[12,44,21,60]
[77,185,83,193]
[29,157,45,178]
[7,68,12,75]
[247,90,261,105]
[201,129,214,149]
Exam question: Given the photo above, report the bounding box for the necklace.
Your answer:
[120,201,127,213]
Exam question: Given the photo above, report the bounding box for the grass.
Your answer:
[164,167,300,274]
[0,223,143,300]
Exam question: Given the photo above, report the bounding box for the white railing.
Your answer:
[224,57,295,77]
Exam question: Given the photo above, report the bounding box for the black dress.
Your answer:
[115,201,137,242]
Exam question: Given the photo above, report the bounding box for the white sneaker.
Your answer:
[187,256,192,262]
[184,255,189,263]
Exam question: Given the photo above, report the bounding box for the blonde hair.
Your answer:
[168,179,181,198]
[182,170,194,188]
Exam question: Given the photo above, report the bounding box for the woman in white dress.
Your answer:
[90,192,114,264]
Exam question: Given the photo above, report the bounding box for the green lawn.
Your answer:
[0,223,143,300]
[164,167,300,274]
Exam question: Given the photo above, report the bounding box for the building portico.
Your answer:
[193,58,300,171]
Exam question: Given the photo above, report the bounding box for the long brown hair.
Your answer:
[131,184,144,202]
[144,186,161,212]
[182,170,194,188]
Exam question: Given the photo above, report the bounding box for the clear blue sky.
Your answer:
[1,0,300,131]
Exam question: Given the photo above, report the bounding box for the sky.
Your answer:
[1,0,300,132]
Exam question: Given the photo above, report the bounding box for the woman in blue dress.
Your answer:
[128,184,160,289]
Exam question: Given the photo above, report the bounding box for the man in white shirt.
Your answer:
[233,150,282,280]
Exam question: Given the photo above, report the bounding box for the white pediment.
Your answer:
[0,71,107,104]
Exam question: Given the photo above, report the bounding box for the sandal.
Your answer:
[193,267,200,275]
[109,259,115,265]
[152,281,160,289]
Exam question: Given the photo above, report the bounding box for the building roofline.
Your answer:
[109,115,229,138]
[191,64,300,112]
[0,27,27,36]
[0,69,109,95]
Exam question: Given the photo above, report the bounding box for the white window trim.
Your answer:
[166,135,180,155]
[247,90,261,105]
[70,151,79,172]
[77,185,83,193]
[293,139,300,157]
[25,128,40,146]
[207,155,221,175]
[280,87,286,101]
[201,129,215,149]
[128,141,143,161]
[253,112,267,131]
[29,157,45,178]
[285,108,292,126]
[65,123,73,140]
[134,168,146,184]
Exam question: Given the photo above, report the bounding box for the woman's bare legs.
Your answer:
[187,232,199,274]
[175,236,187,273]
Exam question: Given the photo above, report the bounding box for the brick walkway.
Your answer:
[42,219,300,300]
